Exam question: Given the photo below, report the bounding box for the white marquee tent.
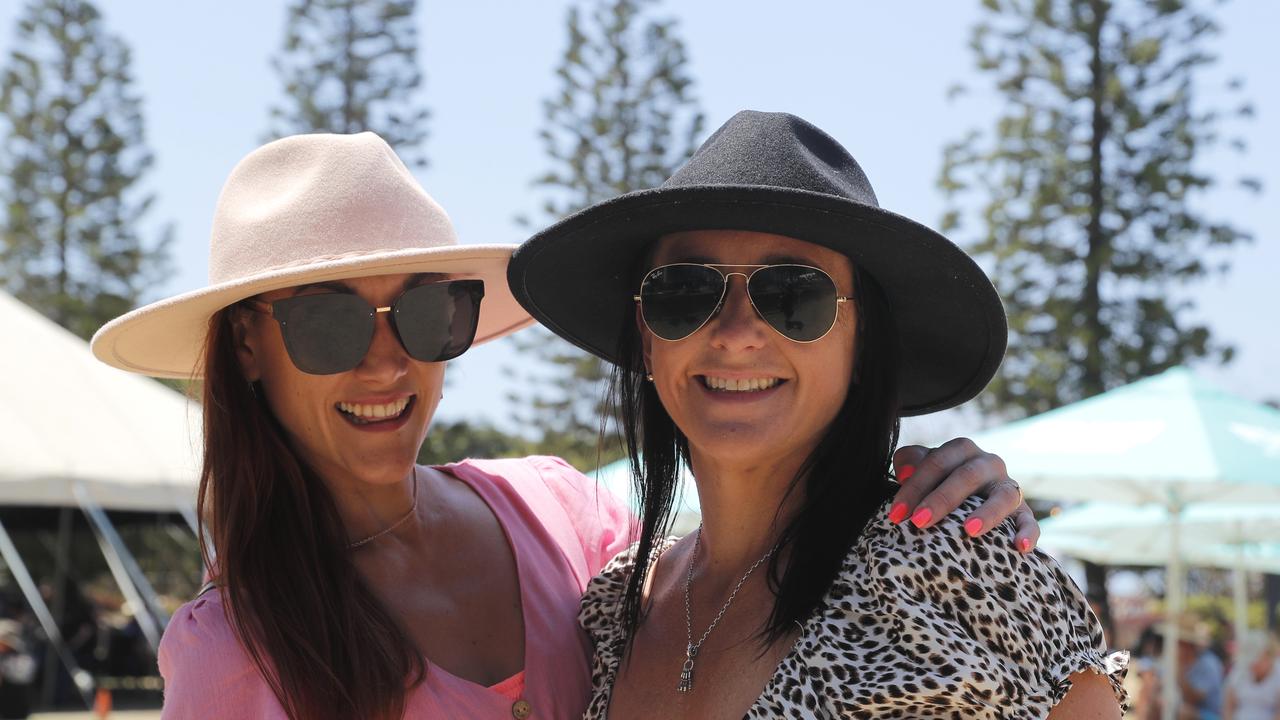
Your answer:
[0,290,202,703]
[0,290,201,512]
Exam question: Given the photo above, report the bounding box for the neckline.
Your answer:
[597,510,891,719]
[597,537,814,720]
[420,463,532,695]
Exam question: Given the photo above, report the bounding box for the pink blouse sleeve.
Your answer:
[527,455,635,576]
[158,592,287,720]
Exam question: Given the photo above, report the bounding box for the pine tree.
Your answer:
[0,0,171,340]
[939,0,1258,644]
[511,0,703,470]
[267,0,429,167]
[939,0,1258,418]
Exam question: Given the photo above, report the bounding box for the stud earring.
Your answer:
[645,373,654,382]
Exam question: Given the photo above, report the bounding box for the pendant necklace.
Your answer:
[678,527,777,693]
[346,466,419,550]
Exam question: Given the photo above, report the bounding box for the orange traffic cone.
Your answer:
[93,687,112,718]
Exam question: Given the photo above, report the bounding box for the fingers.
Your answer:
[888,438,1036,553]
[951,475,1018,534]
[1011,501,1039,553]
[889,438,992,527]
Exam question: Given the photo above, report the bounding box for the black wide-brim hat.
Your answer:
[508,110,1007,415]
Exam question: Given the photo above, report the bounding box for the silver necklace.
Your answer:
[678,527,777,693]
[346,466,419,550]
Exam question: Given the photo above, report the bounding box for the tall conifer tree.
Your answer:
[267,0,429,167]
[511,0,703,469]
[939,0,1257,418]
[0,0,171,339]
[939,0,1258,635]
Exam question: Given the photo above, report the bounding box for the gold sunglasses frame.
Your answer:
[633,263,852,343]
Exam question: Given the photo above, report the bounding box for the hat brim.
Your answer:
[92,244,534,379]
[509,186,1007,416]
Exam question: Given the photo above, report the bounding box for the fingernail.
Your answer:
[888,502,909,524]
[898,465,916,483]
[964,517,983,536]
[910,508,933,528]
[1019,538,1033,553]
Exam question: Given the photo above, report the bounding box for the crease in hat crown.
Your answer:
[208,131,457,284]
[662,110,880,207]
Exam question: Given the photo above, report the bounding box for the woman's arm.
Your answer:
[890,437,1040,552]
[1047,672,1124,719]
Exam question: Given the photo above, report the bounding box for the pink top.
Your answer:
[158,456,633,720]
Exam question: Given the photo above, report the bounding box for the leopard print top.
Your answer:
[578,497,1128,719]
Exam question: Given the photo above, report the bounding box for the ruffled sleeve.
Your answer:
[861,497,1129,718]
[157,590,287,720]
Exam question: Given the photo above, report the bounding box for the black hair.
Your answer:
[610,261,902,647]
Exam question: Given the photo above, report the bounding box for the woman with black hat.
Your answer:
[90,130,1037,720]
[510,110,1128,717]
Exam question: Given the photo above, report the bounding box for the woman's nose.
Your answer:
[355,310,410,379]
[707,275,768,349]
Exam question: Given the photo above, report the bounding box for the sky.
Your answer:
[1,1,1276,443]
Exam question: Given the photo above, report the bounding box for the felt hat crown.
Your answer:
[92,132,532,378]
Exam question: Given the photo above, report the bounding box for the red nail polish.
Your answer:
[1019,538,1033,553]
[898,465,916,483]
[964,517,983,536]
[910,508,933,528]
[888,502,909,524]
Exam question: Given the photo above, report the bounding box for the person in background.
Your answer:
[1175,618,1226,719]
[0,619,35,719]
[1223,631,1280,720]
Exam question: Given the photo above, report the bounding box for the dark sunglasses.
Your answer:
[245,279,484,374]
[634,263,851,343]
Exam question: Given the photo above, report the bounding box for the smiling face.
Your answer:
[233,273,445,489]
[641,230,858,472]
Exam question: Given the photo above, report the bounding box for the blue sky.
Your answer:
[1,1,1275,438]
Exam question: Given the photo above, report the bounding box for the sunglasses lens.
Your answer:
[639,265,726,341]
[271,293,373,374]
[748,265,839,342]
[394,280,484,363]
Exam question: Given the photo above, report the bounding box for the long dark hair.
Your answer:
[612,263,902,647]
[196,307,424,720]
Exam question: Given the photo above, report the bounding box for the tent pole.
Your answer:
[0,517,93,709]
[1161,505,1184,720]
[1234,546,1248,645]
[41,506,72,708]
[73,484,165,653]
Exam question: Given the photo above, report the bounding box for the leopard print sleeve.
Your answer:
[840,496,1130,718]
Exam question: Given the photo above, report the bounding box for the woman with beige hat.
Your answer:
[92,131,1038,719]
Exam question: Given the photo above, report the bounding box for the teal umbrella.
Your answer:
[592,457,701,535]
[971,368,1280,720]
[971,368,1280,506]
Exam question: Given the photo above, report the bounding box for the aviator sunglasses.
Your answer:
[244,279,484,374]
[635,263,851,343]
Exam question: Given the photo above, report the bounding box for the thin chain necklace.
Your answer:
[346,466,419,550]
[678,527,777,693]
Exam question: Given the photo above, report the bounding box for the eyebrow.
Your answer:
[288,272,447,296]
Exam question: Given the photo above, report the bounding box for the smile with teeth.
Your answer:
[336,396,413,424]
[700,376,781,392]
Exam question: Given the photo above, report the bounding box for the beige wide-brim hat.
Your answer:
[91,132,534,378]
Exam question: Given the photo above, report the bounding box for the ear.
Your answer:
[231,309,263,382]
[636,302,653,377]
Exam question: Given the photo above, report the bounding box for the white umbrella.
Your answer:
[1039,502,1280,643]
